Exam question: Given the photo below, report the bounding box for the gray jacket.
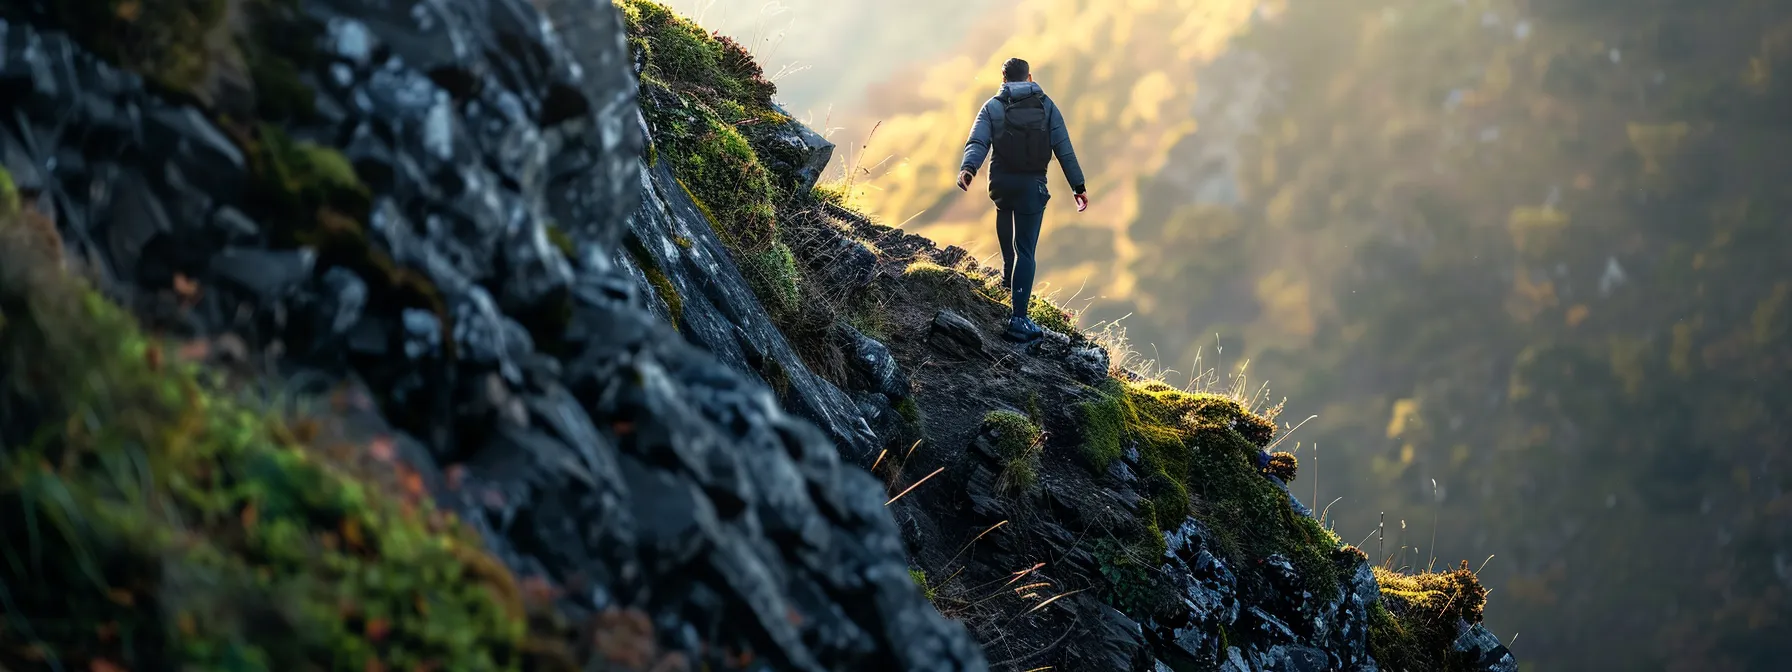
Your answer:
[960,81,1086,194]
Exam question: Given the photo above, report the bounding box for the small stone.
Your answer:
[209,247,317,299]
[929,309,986,360]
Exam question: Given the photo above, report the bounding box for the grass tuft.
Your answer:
[982,411,1044,496]
[1369,562,1491,671]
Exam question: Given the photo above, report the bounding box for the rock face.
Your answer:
[0,1,983,669]
[619,157,880,461]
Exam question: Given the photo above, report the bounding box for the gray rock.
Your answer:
[103,171,170,280]
[1219,646,1255,672]
[1061,605,1152,672]
[318,267,368,335]
[1262,644,1329,672]
[768,102,835,191]
[1068,342,1111,383]
[931,309,988,360]
[1451,623,1519,672]
[842,324,911,400]
[209,247,317,299]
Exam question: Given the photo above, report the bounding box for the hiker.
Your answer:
[956,57,1088,343]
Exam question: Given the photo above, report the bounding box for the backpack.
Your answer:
[993,91,1052,173]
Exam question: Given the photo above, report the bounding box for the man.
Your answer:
[957,57,1088,343]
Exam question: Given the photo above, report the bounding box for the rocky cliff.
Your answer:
[0,1,1516,671]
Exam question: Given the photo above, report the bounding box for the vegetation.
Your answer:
[0,199,533,669]
[908,568,938,603]
[617,0,811,321]
[1368,563,1490,672]
[625,235,686,331]
[1264,451,1297,482]
[1073,377,1340,599]
[982,410,1043,495]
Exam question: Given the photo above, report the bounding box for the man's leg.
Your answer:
[1008,207,1044,318]
[995,208,1016,288]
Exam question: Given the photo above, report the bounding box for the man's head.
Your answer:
[1001,58,1032,83]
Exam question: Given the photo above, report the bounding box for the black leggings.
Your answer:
[996,208,1044,318]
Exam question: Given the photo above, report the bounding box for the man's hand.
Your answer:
[956,170,974,191]
[1074,192,1089,212]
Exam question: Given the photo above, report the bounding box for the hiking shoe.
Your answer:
[1003,316,1044,343]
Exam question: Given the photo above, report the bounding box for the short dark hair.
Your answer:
[1001,58,1029,82]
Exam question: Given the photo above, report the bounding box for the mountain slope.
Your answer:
[0,1,979,669]
[615,2,1519,671]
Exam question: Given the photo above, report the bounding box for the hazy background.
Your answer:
[680,1,1792,669]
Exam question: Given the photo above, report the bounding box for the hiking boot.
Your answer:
[1003,316,1044,343]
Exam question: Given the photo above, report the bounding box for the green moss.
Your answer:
[812,183,847,206]
[627,0,783,258]
[0,214,529,669]
[902,260,957,281]
[740,242,801,319]
[1028,296,1078,334]
[545,225,577,259]
[1369,564,1490,672]
[1077,390,1126,470]
[0,167,17,215]
[908,568,937,603]
[895,396,923,425]
[236,124,452,358]
[1265,451,1299,482]
[673,235,694,249]
[614,0,773,105]
[983,410,1044,495]
[1073,377,1341,600]
[1093,536,1174,620]
[625,236,684,331]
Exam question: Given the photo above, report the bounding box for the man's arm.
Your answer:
[960,101,996,177]
[1047,100,1087,194]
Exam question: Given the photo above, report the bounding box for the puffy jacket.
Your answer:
[960,80,1086,194]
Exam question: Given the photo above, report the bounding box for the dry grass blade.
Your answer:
[884,467,945,506]
[1002,562,1045,589]
[1019,588,1084,616]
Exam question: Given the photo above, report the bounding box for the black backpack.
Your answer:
[993,92,1052,173]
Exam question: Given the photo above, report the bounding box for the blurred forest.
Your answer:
[781,0,1792,669]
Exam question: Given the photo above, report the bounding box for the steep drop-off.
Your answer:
[0,0,1516,670]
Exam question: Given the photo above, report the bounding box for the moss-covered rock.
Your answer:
[626,234,684,331]
[0,209,529,669]
[1369,563,1491,672]
[1074,377,1341,599]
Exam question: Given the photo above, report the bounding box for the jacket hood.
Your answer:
[1000,81,1042,100]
